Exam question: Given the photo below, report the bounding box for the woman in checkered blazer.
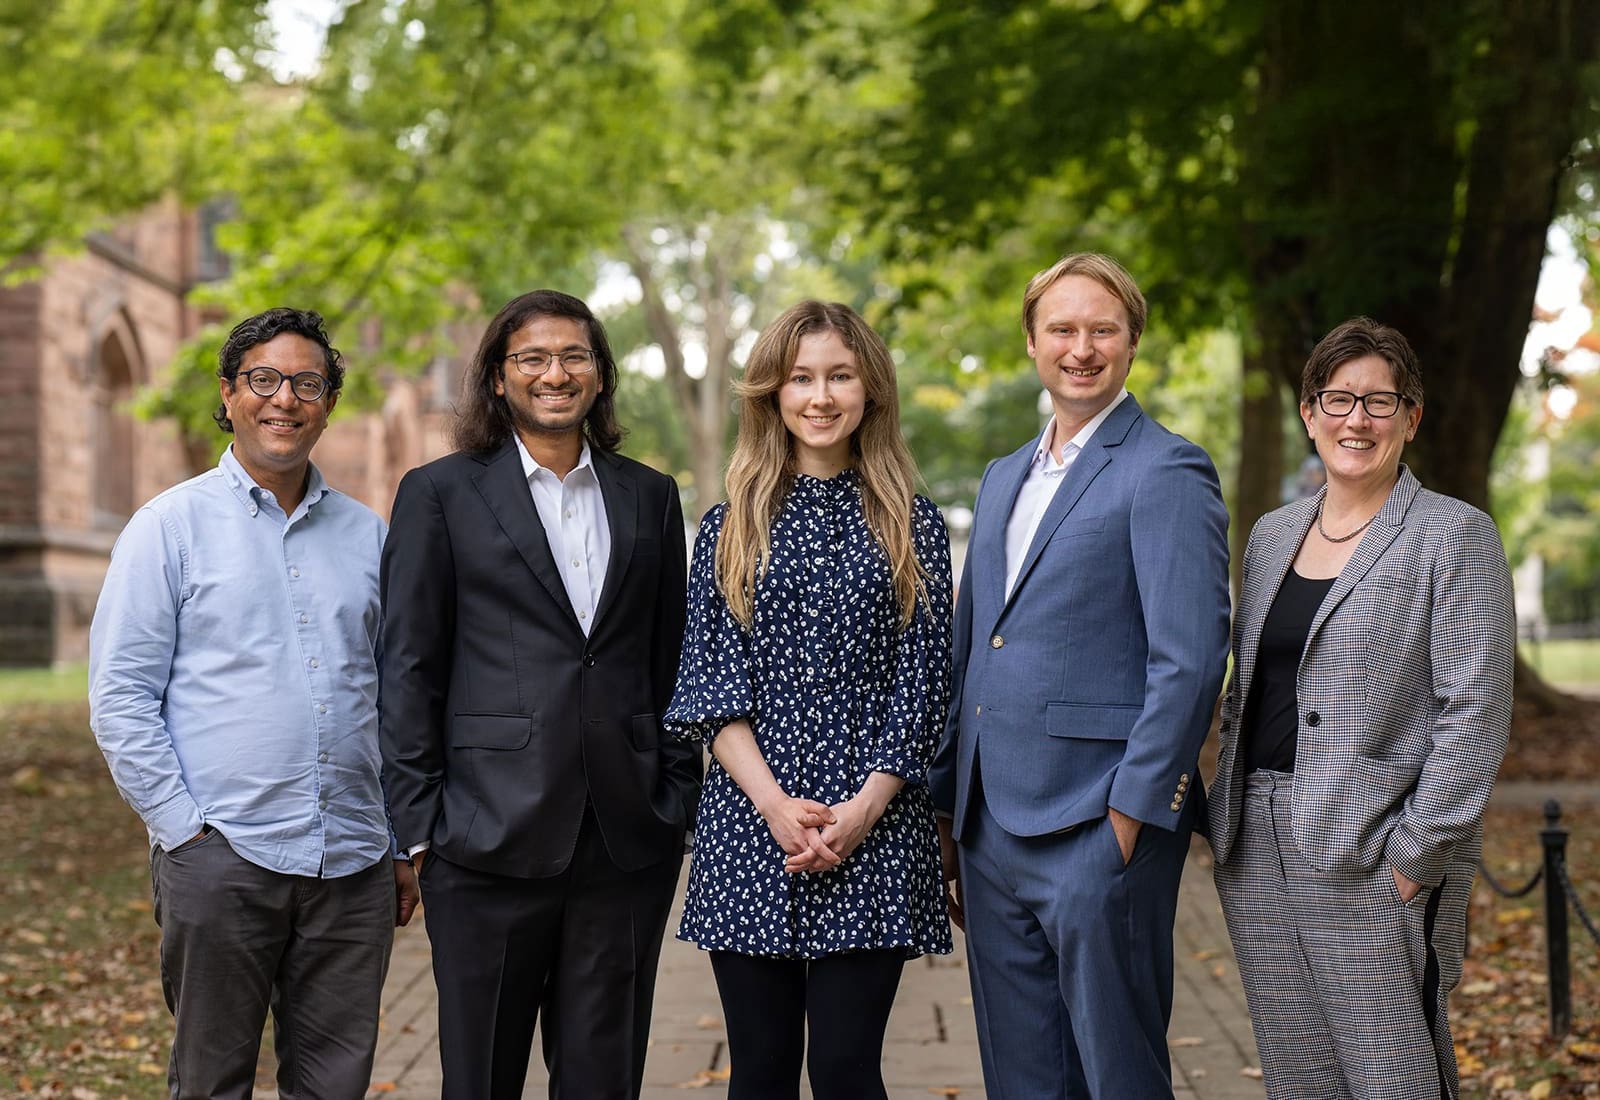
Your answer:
[1206,317,1515,1099]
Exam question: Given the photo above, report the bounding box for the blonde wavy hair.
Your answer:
[716,300,927,628]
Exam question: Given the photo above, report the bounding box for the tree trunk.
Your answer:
[624,222,744,525]
[1234,355,1284,597]
[1237,0,1600,713]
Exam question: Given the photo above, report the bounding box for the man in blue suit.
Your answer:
[931,252,1230,1098]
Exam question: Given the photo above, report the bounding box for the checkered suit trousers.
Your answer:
[1216,770,1472,1100]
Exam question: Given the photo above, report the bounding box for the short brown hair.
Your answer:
[1301,317,1424,408]
[1021,252,1148,343]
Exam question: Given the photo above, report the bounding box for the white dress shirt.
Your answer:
[1003,389,1130,598]
[514,435,611,636]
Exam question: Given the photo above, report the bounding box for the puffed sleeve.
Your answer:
[866,496,954,782]
[663,503,755,746]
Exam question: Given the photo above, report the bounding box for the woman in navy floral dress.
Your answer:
[665,300,953,1099]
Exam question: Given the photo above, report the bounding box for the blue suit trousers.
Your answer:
[960,793,1192,1099]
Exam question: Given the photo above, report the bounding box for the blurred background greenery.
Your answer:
[6,0,1600,688]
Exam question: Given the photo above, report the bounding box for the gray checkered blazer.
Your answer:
[1208,466,1515,887]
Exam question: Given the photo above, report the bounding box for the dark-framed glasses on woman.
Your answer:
[1314,390,1406,418]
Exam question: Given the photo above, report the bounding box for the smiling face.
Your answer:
[1301,354,1422,493]
[219,332,337,489]
[493,313,602,444]
[778,329,867,477]
[1026,274,1137,434]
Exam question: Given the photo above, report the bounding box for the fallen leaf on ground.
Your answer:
[1240,1066,1263,1079]
[1569,1039,1600,1062]
[675,1066,733,1089]
[1171,1036,1205,1047]
[1529,1080,1552,1100]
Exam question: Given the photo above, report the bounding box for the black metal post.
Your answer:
[1541,798,1571,1040]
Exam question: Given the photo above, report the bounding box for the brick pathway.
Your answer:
[363,840,1266,1099]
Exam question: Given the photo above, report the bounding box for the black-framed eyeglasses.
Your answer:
[1313,390,1408,418]
[504,348,597,377]
[237,366,331,402]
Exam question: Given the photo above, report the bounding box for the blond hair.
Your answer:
[717,300,927,628]
[1021,252,1148,343]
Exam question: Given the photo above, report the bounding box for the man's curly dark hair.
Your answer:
[214,308,345,433]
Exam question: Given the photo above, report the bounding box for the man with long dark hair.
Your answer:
[379,290,700,1098]
[90,308,419,1097]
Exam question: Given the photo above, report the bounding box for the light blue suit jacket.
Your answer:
[931,395,1231,838]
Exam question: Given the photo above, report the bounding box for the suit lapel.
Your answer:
[1305,466,1422,648]
[1236,495,1318,703]
[1004,396,1141,608]
[590,450,636,632]
[471,441,582,630]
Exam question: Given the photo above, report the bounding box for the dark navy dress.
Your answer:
[664,471,954,959]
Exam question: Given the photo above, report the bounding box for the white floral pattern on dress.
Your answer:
[665,470,954,960]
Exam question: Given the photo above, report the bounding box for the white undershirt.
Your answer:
[1003,389,1129,598]
[514,435,611,636]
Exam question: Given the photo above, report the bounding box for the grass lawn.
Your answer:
[0,665,89,707]
[1522,639,1600,692]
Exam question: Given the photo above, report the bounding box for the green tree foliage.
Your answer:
[0,0,269,271]
[6,0,1598,549]
[853,0,1600,538]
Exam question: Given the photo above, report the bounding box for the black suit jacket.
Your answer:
[379,440,700,878]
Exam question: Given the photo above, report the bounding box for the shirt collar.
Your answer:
[218,445,328,512]
[514,434,594,483]
[1033,388,1131,467]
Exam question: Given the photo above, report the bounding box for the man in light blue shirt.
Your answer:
[89,307,419,1099]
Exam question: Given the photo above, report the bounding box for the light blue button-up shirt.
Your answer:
[89,447,392,878]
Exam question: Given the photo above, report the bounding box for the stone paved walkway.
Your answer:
[344,780,1593,1097]
[363,839,1267,1099]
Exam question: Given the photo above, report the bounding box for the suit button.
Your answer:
[990,635,1004,649]
[1180,773,1190,783]
[1306,711,1320,727]
[583,654,596,668]
[1170,800,1182,811]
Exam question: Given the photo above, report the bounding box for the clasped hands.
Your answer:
[759,793,877,874]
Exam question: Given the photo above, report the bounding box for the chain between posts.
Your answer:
[1476,860,1542,898]
[1477,798,1594,1039]
[1553,850,1600,948]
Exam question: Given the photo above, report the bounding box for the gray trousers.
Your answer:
[150,828,395,1100]
[1213,770,1457,1100]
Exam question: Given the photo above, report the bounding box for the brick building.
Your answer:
[0,203,453,666]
